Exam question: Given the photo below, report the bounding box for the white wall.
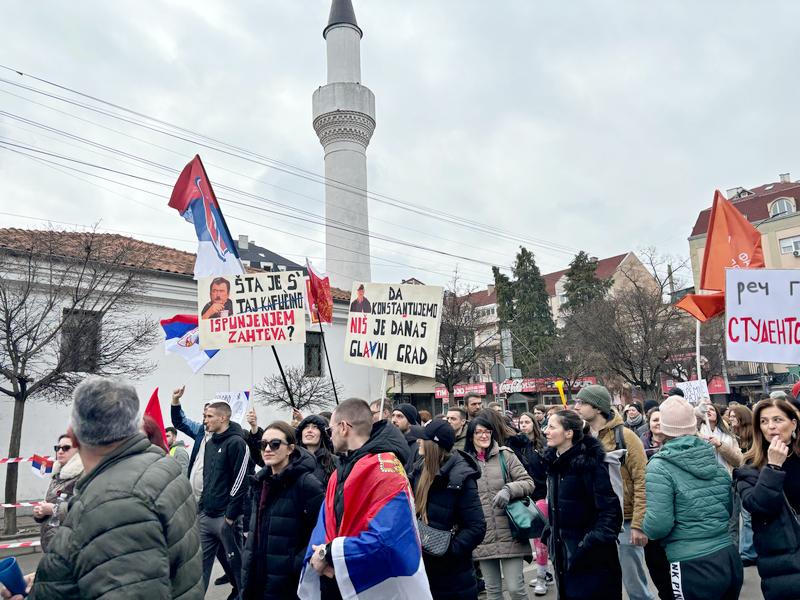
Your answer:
[0,270,382,502]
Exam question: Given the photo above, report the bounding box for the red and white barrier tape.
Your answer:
[0,540,41,550]
[0,501,43,509]
[0,456,53,464]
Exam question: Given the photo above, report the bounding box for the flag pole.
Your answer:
[271,346,295,408]
[695,320,702,380]
[318,319,339,405]
[250,346,255,410]
[378,370,388,418]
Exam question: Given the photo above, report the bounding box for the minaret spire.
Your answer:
[313,1,375,290]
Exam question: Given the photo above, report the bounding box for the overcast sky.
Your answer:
[2,1,798,290]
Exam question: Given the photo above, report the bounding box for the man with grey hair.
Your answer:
[25,376,203,599]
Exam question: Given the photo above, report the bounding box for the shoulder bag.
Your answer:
[499,449,547,541]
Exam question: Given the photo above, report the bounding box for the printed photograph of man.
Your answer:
[349,283,371,313]
[201,277,233,319]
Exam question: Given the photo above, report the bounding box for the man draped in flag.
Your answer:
[676,189,765,321]
[168,154,244,279]
[298,398,432,600]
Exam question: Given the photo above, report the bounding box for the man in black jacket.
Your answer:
[198,401,250,595]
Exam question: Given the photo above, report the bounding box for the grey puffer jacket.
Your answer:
[34,452,83,552]
[471,443,535,560]
[30,434,203,600]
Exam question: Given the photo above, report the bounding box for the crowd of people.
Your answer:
[6,378,800,599]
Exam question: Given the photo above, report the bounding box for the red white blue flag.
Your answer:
[297,452,431,599]
[161,314,218,373]
[168,155,244,279]
[31,455,54,478]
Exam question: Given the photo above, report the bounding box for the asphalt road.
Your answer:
[10,551,763,599]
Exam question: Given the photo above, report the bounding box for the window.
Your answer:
[779,235,800,255]
[60,309,102,373]
[304,331,323,377]
[771,197,795,217]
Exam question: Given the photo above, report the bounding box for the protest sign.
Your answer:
[725,269,800,364]
[197,271,306,349]
[214,391,250,424]
[344,282,443,378]
[675,379,710,406]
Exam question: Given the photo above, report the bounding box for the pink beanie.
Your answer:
[659,396,697,438]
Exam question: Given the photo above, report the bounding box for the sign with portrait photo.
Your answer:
[197,271,306,349]
[343,282,443,378]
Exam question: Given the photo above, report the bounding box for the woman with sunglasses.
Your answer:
[241,421,325,600]
[296,414,339,484]
[33,434,83,552]
[465,416,535,600]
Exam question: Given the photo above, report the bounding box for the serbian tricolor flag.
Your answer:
[31,455,54,478]
[168,155,244,279]
[161,314,218,373]
[298,452,432,600]
[676,189,765,321]
[306,259,333,324]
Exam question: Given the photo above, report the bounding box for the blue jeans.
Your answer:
[618,520,656,600]
[740,503,757,561]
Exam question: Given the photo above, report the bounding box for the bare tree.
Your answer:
[538,327,604,400]
[0,228,159,534]
[255,366,342,413]
[436,271,495,395]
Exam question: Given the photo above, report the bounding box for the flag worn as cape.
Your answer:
[161,314,218,373]
[168,155,244,279]
[306,259,333,324]
[144,388,168,448]
[297,452,432,600]
[676,190,765,322]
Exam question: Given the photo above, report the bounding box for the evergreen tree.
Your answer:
[562,251,613,313]
[493,248,555,376]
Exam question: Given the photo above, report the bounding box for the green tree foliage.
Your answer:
[493,248,555,376]
[562,251,613,313]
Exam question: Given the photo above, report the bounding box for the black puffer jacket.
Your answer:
[505,433,547,501]
[296,415,340,484]
[241,448,325,600]
[545,435,622,600]
[735,462,800,600]
[410,451,485,600]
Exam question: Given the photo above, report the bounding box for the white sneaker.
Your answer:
[530,576,547,596]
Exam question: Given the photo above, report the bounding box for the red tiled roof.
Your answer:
[0,228,351,301]
[690,181,800,237]
[542,253,629,296]
[462,288,496,307]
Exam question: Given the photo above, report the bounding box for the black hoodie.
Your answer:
[333,420,411,529]
[199,421,250,520]
[296,414,340,484]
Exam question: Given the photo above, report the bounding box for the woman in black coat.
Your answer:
[296,414,339,484]
[410,420,486,600]
[242,421,325,600]
[734,397,800,600]
[544,410,622,600]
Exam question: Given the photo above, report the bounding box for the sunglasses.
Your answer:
[259,439,289,452]
[54,445,72,453]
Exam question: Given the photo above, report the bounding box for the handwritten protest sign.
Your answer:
[215,391,250,424]
[675,379,710,406]
[726,269,800,364]
[344,282,443,378]
[197,271,305,349]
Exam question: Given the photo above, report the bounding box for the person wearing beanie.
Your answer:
[392,403,425,472]
[575,386,653,600]
[295,414,339,484]
[410,421,485,599]
[624,402,649,438]
[642,396,743,600]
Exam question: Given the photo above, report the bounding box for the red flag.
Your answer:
[699,190,765,292]
[675,292,726,322]
[144,388,168,448]
[306,259,333,324]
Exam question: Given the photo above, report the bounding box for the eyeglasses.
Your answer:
[474,430,492,438]
[54,445,72,453]
[259,439,289,452]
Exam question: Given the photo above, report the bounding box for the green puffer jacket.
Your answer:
[30,434,203,600]
[641,435,732,563]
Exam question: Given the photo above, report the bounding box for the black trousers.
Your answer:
[645,539,674,600]
[669,544,743,600]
